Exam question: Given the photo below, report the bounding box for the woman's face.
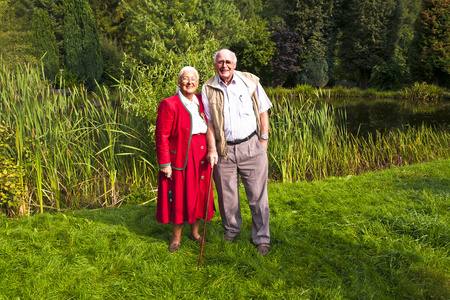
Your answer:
[179,70,198,98]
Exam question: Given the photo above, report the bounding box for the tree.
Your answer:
[369,0,422,90]
[297,59,328,88]
[337,0,402,89]
[229,18,275,75]
[63,0,103,89]
[264,22,301,86]
[30,8,59,80]
[120,0,274,76]
[288,0,339,87]
[410,0,450,86]
[233,0,263,20]
[0,0,37,68]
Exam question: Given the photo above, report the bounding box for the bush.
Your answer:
[0,123,25,216]
[297,59,329,88]
[400,82,446,102]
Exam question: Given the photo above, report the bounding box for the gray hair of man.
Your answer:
[213,49,237,64]
[176,66,199,93]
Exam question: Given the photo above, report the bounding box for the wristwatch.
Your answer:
[260,134,269,140]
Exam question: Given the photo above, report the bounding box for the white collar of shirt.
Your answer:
[178,92,199,107]
[218,75,237,87]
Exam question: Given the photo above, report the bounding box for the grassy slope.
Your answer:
[0,160,448,299]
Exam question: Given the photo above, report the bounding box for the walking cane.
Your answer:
[198,162,214,269]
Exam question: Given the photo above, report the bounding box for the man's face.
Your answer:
[214,51,236,84]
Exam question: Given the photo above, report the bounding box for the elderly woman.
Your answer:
[155,66,214,252]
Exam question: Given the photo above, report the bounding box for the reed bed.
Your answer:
[0,63,156,216]
[267,82,447,101]
[268,96,450,182]
[1,62,449,215]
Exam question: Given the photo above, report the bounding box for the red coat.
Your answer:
[155,94,205,170]
[155,94,213,224]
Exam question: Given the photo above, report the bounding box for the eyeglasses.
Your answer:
[181,77,197,83]
[216,60,235,66]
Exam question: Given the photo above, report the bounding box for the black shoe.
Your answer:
[224,235,235,243]
[256,244,270,256]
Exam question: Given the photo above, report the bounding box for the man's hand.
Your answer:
[160,166,172,178]
[259,138,268,150]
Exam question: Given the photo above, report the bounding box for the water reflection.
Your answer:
[334,98,450,136]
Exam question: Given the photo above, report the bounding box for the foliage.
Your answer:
[370,0,422,91]
[0,123,25,216]
[264,22,301,87]
[410,0,450,87]
[117,39,218,135]
[118,0,273,75]
[0,61,155,214]
[268,95,450,182]
[287,0,339,86]
[229,18,275,75]
[337,0,403,89]
[399,82,446,102]
[290,0,337,61]
[63,0,103,90]
[30,8,59,80]
[0,0,37,68]
[0,160,448,298]
[98,35,125,87]
[87,0,124,40]
[297,59,329,88]
[1,59,449,214]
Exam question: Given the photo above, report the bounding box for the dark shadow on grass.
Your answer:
[68,201,170,244]
[68,199,225,248]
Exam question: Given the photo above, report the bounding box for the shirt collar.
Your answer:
[218,74,236,86]
[178,92,199,106]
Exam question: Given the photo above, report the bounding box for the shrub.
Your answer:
[400,82,446,102]
[0,123,25,216]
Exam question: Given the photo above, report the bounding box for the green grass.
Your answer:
[1,160,448,299]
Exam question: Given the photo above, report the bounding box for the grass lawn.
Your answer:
[0,160,449,299]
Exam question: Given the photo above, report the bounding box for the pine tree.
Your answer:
[30,8,59,80]
[63,0,103,89]
[337,0,402,89]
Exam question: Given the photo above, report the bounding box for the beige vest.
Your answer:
[204,71,262,159]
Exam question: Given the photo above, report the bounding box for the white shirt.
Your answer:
[201,74,272,141]
[178,92,207,135]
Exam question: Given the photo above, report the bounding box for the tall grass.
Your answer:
[267,82,448,101]
[1,62,449,215]
[268,96,450,182]
[0,63,156,215]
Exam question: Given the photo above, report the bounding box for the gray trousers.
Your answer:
[214,134,270,245]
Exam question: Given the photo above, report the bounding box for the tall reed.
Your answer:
[268,96,450,182]
[1,61,448,215]
[0,62,156,215]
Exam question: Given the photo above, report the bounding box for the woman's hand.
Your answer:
[160,166,172,178]
[207,150,218,165]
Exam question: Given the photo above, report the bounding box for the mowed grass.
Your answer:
[0,160,449,299]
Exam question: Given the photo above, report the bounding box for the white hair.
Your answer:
[177,66,199,83]
[213,49,237,64]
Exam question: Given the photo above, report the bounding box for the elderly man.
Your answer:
[201,49,272,256]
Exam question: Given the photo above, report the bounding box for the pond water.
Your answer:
[332,98,450,136]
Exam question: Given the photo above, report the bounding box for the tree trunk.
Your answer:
[359,68,371,90]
